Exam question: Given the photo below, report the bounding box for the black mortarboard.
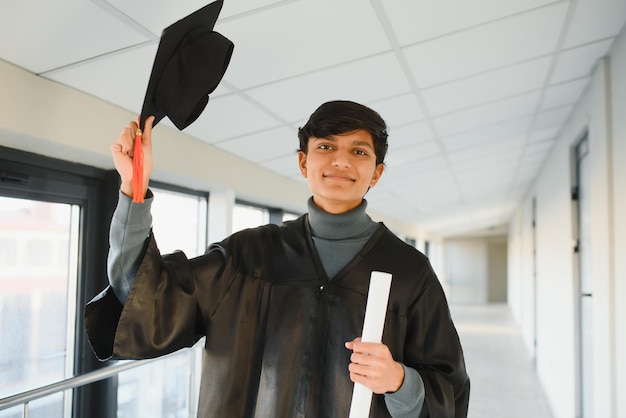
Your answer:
[139,0,234,131]
[132,0,233,202]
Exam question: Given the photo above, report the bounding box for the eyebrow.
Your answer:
[313,136,375,150]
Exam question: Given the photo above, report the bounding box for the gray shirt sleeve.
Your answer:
[384,365,426,417]
[107,190,153,304]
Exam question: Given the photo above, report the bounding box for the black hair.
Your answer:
[298,100,388,165]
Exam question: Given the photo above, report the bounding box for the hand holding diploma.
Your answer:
[347,272,401,418]
[345,337,404,394]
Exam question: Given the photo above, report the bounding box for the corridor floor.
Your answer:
[451,304,554,418]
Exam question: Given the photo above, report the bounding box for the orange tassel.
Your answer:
[132,128,144,203]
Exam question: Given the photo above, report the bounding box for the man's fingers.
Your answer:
[116,120,140,156]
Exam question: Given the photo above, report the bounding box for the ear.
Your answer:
[298,151,308,178]
[369,163,384,188]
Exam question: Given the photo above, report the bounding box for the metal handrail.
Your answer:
[0,357,160,412]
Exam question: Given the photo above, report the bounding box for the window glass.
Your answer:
[0,196,78,417]
[233,203,269,232]
[282,212,299,222]
[150,188,208,256]
[117,351,197,418]
[116,187,207,418]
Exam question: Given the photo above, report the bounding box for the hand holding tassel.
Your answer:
[111,116,154,201]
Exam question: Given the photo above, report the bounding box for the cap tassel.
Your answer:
[132,128,144,203]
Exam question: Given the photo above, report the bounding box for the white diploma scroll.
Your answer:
[348,271,393,418]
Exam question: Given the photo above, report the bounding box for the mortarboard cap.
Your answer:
[132,0,233,203]
[139,0,234,131]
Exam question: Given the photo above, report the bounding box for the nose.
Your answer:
[332,149,351,167]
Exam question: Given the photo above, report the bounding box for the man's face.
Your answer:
[298,129,384,214]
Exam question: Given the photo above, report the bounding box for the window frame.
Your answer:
[1,145,117,417]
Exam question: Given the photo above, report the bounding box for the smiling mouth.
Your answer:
[323,173,355,182]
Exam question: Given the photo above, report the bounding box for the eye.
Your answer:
[318,144,333,150]
[354,149,368,156]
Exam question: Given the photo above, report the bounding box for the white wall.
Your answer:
[609,25,626,418]
[508,25,626,418]
[444,236,508,305]
[487,239,507,303]
[508,197,539,357]
[445,239,488,304]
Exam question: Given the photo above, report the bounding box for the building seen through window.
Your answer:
[0,196,79,417]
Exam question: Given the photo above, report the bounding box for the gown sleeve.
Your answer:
[406,267,470,418]
[84,227,230,361]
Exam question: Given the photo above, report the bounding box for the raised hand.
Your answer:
[111,116,155,200]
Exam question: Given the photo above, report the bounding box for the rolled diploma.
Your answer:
[348,271,393,418]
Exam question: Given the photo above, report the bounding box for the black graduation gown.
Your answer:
[85,215,469,417]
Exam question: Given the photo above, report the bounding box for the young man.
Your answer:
[85,100,470,417]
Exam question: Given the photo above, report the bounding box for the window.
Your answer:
[0,196,79,417]
[1,146,112,417]
[233,202,269,232]
[282,212,300,222]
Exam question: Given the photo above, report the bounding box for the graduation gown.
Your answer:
[85,215,469,417]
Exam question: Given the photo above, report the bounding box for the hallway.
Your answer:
[451,304,554,418]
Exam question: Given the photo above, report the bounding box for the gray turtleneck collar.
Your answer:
[306,197,379,278]
[307,197,377,240]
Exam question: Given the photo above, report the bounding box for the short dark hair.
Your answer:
[298,100,388,165]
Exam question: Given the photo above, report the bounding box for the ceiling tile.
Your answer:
[384,140,441,168]
[422,57,551,116]
[550,40,614,84]
[184,94,282,142]
[382,156,453,185]
[516,158,545,177]
[105,0,292,32]
[215,126,297,163]
[456,163,517,185]
[217,0,391,89]
[433,92,541,137]
[442,116,532,152]
[370,94,426,127]
[103,0,212,35]
[243,52,411,123]
[541,77,590,110]
[403,2,569,87]
[562,0,626,48]
[383,0,557,46]
[388,121,436,150]
[533,105,574,130]
[450,156,520,182]
[258,153,302,179]
[448,138,523,165]
[390,176,459,196]
[46,41,234,118]
[524,140,556,160]
[417,208,476,235]
[219,0,300,18]
[463,181,514,201]
[367,189,410,212]
[45,43,158,115]
[528,125,561,143]
[0,0,149,73]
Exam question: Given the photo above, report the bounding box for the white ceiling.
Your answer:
[1,0,625,237]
